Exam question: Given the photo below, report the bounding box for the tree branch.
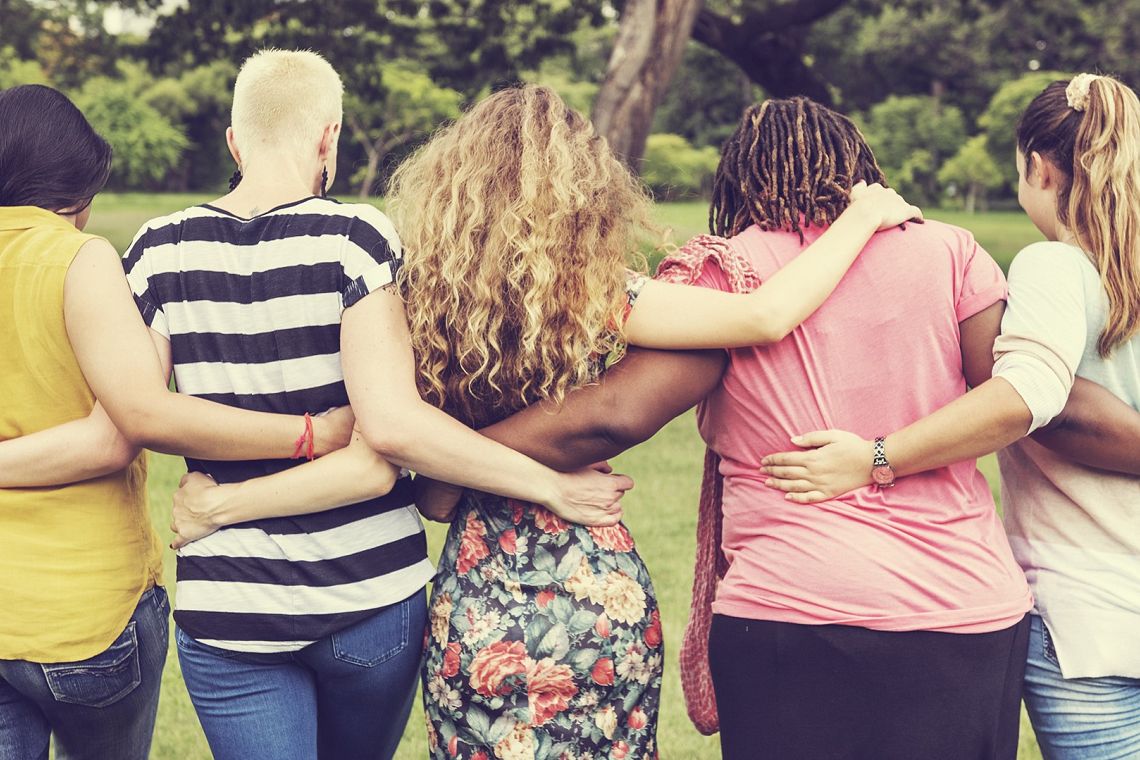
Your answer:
[691,2,844,105]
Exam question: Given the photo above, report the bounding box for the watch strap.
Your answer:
[873,436,890,467]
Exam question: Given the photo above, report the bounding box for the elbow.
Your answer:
[751,303,792,345]
[115,403,168,451]
[358,415,419,462]
[367,461,400,498]
[102,432,141,473]
[592,402,660,453]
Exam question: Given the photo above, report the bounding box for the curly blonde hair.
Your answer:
[388,85,652,427]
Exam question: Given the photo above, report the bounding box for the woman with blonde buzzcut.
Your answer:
[172,83,920,756]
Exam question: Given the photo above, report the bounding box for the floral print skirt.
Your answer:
[423,493,662,760]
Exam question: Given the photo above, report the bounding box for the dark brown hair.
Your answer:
[0,85,112,213]
[710,96,886,240]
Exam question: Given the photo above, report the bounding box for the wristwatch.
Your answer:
[871,436,895,488]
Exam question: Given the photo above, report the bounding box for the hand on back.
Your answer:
[848,181,924,231]
[760,429,873,503]
[548,466,633,527]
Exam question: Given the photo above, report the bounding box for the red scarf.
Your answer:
[656,234,763,736]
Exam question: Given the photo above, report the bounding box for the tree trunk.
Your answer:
[591,0,702,169]
[358,148,381,200]
[965,183,978,214]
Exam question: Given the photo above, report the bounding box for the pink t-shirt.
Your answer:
[693,221,1033,633]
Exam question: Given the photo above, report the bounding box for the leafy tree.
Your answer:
[73,63,189,188]
[938,135,1005,213]
[344,62,462,198]
[978,70,1070,189]
[142,0,604,99]
[136,0,602,191]
[653,42,760,149]
[861,95,967,204]
[640,133,720,201]
[0,46,48,88]
[594,0,849,167]
[527,60,601,116]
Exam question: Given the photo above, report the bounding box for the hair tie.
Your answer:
[1066,73,1100,112]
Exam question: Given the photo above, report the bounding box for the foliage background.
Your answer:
[3,0,1137,204]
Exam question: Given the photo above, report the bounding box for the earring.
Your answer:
[320,166,329,198]
[228,169,242,191]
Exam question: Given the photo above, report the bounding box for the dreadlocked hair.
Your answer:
[710,96,886,240]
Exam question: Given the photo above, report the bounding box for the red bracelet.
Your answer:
[291,413,315,461]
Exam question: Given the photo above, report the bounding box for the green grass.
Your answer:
[83,195,1044,759]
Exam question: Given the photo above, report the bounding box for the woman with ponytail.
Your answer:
[765,73,1140,759]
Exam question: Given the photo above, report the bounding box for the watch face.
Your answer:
[871,465,895,487]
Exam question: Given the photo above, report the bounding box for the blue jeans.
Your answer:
[0,585,169,760]
[1024,614,1140,760]
[176,589,426,760]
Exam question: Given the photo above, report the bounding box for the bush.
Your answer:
[938,135,1005,212]
[75,75,189,189]
[860,95,967,204]
[640,133,720,201]
[0,46,47,88]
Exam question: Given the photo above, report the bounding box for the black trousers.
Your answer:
[708,614,1030,760]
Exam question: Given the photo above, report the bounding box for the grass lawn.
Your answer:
[84,195,1044,759]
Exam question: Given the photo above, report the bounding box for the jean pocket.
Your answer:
[147,585,171,617]
[331,599,411,667]
[174,627,243,660]
[42,621,141,708]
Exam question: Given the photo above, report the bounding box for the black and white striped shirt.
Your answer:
[122,196,433,652]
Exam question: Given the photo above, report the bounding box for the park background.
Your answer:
[3,0,1138,757]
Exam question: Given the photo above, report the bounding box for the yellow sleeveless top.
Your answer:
[0,206,163,663]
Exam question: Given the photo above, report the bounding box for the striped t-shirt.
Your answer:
[122,196,433,652]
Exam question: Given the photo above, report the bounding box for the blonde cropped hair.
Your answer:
[231,49,343,157]
[388,84,652,427]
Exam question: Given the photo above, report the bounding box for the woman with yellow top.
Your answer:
[0,85,358,760]
[0,84,169,760]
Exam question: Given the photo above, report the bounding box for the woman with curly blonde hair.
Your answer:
[393,85,919,757]
[172,84,918,757]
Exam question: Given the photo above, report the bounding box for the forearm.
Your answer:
[887,377,1032,477]
[629,207,882,350]
[479,348,726,470]
[412,475,465,522]
[365,399,564,506]
[119,389,319,460]
[0,404,137,487]
[1032,377,1140,475]
[745,204,883,342]
[204,442,399,527]
[479,404,627,472]
[64,241,345,463]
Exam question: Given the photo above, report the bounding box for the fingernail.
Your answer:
[765,479,774,487]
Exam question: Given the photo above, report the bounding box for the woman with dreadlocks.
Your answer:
[413,94,1140,759]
